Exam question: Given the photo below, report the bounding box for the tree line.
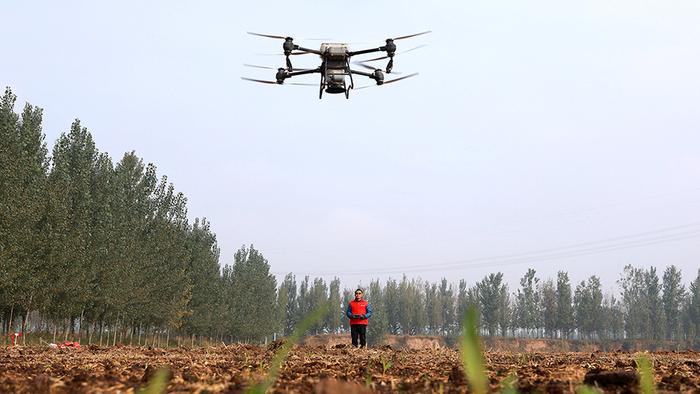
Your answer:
[2,87,700,346]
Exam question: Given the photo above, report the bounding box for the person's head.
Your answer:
[354,288,364,301]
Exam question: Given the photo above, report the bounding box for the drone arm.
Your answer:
[348,69,375,78]
[294,46,324,55]
[347,46,386,57]
[349,69,384,85]
[286,68,322,78]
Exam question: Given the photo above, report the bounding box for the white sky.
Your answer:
[2,0,700,294]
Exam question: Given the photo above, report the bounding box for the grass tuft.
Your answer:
[459,305,488,394]
[138,368,169,394]
[636,353,656,394]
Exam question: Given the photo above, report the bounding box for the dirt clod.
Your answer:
[583,369,639,387]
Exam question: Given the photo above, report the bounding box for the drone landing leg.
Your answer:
[319,75,324,100]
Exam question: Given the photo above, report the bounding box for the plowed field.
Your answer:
[1,344,699,393]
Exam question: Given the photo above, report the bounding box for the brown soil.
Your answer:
[1,345,699,393]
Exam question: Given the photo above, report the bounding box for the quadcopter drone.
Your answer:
[241,31,430,99]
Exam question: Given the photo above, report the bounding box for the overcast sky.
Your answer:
[3,0,699,294]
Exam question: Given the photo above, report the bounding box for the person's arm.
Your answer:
[346,303,354,319]
[364,303,373,319]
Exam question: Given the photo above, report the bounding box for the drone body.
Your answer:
[242,31,429,99]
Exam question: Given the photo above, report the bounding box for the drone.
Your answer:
[242,31,430,99]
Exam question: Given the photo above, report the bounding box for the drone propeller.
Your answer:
[244,64,312,71]
[247,32,331,41]
[359,44,427,63]
[392,30,432,41]
[356,73,419,90]
[241,77,278,85]
[247,32,289,40]
[254,51,316,58]
[352,62,402,75]
[241,77,316,86]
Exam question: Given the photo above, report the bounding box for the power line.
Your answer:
[273,221,700,276]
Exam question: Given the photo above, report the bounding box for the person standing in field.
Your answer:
[346,288,373,348]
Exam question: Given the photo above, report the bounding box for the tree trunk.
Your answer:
[166,329,170,349]
[78,309,84,342]
[8,304,15,335]
[112,315,118,347]
[22,294,33,346]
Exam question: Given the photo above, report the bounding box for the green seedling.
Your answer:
[365,370,373,388]
[501,372,519,394]
[636,353,656,394]
[245,301,330,394]
[138,368,169,394]
[576,386,601,394]
[459,305,488,394]
[380,357,393,374]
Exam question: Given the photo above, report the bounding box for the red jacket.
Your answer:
[346,299,373,325]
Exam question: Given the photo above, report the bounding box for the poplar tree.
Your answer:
[327,277,342,333]
[515,268,540,336]
[688,269,700,340]
[476,273,508,337]
[46,120,97,327]
[555,271,574,339]
[574,276,603,339]
[662,265,685,340]
[228,245,277,341]
[367,279,388,343]
[278,273,297,336]
[541,279,558,338]
[0,88,48,333]
[182,218,221,336]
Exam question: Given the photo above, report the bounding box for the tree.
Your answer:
[688,269,700,341]
[574,276,603,339]
[45,119,98,329]
[555,271,574,339]
[662,265,685,340]
[367,279,388,344]
[541,279,558,338]
[384,278,401,334]
[515,268,541,336]
[278,274,297,336]
[227,245,277,342]
[182,218,221,337]
[438,278,456,335]
[644,267,665,340]
[327,278,342,333]
[476,273,508,337]
[619,265,649,339]
[425,282,443,335]
[0,88,48,334]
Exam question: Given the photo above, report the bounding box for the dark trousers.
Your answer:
[351,324,367,348]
